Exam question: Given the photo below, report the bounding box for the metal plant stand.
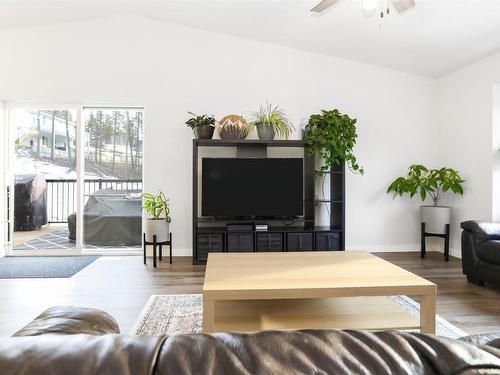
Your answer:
[421,223,450,261]
[143,233,173,267]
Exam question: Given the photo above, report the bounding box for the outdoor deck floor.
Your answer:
[13,224,66,249]
[13,224,141,251]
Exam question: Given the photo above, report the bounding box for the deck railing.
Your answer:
[45,179,142,223]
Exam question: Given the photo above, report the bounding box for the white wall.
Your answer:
[0,100,4,256]
[0,16,438,255]
[436,51,500,257]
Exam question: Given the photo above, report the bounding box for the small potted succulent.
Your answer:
[185,112,216,139]
[143,190,171,243]
[248,103,294,140]
[387,165,465,234]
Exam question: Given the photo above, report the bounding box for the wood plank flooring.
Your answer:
[0,251,499,336]
[378,252,500,335]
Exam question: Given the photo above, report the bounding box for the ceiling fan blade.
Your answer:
[310,0,342,13]
[390,0,415,13]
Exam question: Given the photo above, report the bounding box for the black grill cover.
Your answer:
[68,189,142,246]
[14,174,47,231]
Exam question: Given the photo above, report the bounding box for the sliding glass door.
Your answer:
[9,108,79,253]
[82,107,143,251]
[7,105,143,254]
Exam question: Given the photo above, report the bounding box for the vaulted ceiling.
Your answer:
[1,0,500,77]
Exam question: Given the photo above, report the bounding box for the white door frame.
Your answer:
[5,102,143,256]
[0,100,7,257]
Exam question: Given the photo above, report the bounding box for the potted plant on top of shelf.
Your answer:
[247,103,294,140]
[387,165,465,235]
[143,190,171,243]
[304,109,364,175]
[185,112,216,139]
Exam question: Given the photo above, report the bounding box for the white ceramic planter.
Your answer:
[145,219,169,242]
[420,206,451,235]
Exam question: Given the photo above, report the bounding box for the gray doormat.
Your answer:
[0,256,99,278]
[132,294,468,339]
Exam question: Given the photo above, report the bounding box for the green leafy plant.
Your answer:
[143,190,171,222]
[185,112,216,129]
[304,109,363,175]
[247,103,294,138]
[387,165,465,206]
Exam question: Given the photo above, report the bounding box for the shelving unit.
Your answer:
[192,139,345,264]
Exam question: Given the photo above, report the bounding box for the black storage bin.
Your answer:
[196,233,224,262]
[286,232,313,251]
[315,232,341,251]
[14,174,47,231]
[256,233,283,252]
[227,233,254,252]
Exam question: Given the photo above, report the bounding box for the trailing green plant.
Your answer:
[304,109,363,175]
[387,164,465,206]
[143,190,171,222]
[247,103,294,138]
[185,112,216,129]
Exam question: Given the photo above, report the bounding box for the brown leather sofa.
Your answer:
[2,306,500,374]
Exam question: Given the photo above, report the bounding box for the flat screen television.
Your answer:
[202,158,303,218]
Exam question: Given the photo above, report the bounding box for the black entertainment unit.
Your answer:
[192,139,345,264]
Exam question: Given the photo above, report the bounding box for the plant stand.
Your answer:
[421,223,450,261]
[143,233,173,268]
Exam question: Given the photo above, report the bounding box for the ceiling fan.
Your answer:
[311,0,415,17]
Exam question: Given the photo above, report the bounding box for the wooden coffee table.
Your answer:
[203,251,436,334]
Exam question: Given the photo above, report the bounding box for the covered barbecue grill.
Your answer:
[14,174,48,231]
[68,189,142,246]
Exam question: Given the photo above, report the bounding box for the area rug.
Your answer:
[132,294,467,339]
[388,295,468,338]
[0,256,100,278]
[132,294,203,335]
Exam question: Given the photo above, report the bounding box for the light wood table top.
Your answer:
[203,251,436,301]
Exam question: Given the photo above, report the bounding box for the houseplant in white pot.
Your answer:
[143,190,171,242]
[387,165,465,234]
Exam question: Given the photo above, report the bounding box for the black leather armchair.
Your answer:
[461,220,500,286]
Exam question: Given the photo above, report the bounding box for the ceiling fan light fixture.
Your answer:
[311,0,415,17]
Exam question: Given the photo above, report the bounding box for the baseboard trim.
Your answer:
[176,246,423,257]
[346,245,421,252]
[144,247,192,257]
[430,247,461,259]
[155,246,462,258]
[450,247,460,258]
[171,248,192,256]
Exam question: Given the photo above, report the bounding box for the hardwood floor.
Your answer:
[0,255,205,336]
[0,251,499,336]
[378,252,500,335]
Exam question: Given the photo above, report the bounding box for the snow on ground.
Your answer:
[15,149,107,179]
[15,154,78,179]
